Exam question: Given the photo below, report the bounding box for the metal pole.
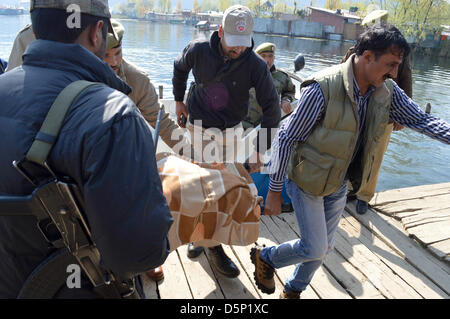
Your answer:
[154,105,163,152]
[158,85,163,99]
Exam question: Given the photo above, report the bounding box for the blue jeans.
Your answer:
[260,178,348,293]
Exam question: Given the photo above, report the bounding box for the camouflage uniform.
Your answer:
[243,65,295,130]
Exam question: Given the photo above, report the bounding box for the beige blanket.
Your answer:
[156,153,262,251]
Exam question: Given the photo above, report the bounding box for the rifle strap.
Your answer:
[25,80,101,166]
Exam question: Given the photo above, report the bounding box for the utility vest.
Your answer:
[286,55,394,198]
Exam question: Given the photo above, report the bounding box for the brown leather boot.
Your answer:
[146,266,164,282]
[280,289,301,299]
[250,245,275,294]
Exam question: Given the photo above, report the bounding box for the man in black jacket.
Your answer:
[0,0,173,298]
[172,5,280,278]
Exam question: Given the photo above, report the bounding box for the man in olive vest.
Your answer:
[341,11,413,215]
[242,42,296,130]
[250,23,450,299]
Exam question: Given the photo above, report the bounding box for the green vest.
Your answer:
[243,66,295,129]
[286,55,394,197]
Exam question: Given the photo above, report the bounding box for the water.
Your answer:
[1,16,449,192]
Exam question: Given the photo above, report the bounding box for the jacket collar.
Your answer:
[22,40,131,95]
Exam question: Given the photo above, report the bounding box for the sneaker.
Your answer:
[187,242,204,258]
[356,199,369,215]
[207,245,240,278]
[280,289,301,299]
[250,245,275,294]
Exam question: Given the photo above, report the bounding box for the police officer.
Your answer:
[0,0,173,298]
[104,20,187,154]
[242,42,296,130]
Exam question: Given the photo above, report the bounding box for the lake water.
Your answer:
[1,15,449,192]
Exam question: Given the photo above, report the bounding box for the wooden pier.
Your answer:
[142,183,450,299]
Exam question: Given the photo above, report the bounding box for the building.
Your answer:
[305,6,362,41]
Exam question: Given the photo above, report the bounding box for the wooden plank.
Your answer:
[369,183,450,207]
[346,201,450,295]
[333,230,422,298]
[401,210,450,228]
[262,215,351,299]
[157,249,193,299]
[205,244,260,299]
[372,194,450,218]
[407,220,450,245]
[428,239,450,260]
[177,244,225,299]
[341,212,448,299]
[325,250,385,299]
[394,207,449,220]
[142,274,159,299]
[279,213,384,299]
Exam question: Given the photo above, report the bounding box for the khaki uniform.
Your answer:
[118,59,183,149]
[243,65,295,130]
[6,24,36,72]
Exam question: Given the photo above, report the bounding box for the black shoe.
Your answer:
[356,200,368,215]
[187,242,204,258]
[207,245,240,278]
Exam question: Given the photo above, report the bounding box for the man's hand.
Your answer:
[264,190,282,216]
[246,151,264,173]
[393,122,404,131]
[176,101,188,128]
[280,100,292,114]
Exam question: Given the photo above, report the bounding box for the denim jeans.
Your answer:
[260,178,348,292]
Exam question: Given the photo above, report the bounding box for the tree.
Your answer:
[388,0,450,41]
[193,0,200,13]
[218,0,231,12]
[200,0,217,12]
[176,0,182,12]
[325,0,343,10]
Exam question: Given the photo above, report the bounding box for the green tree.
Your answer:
[388,0,450,41]
[325,0,343,10]
[200,0,217,11]
[193,0,200,12]
[218,0,231,12]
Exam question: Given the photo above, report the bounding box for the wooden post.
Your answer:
[159,85,163,99]
[425,102,431,114]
